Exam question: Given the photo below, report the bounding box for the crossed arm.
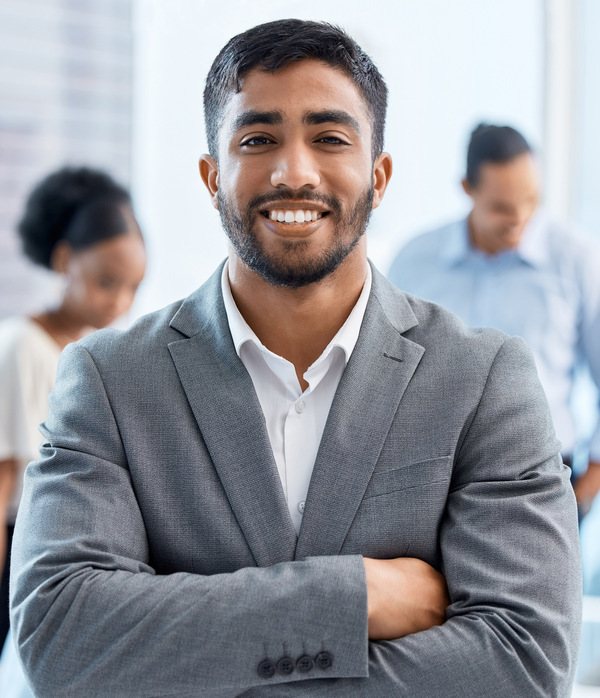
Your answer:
[10,338,581,697]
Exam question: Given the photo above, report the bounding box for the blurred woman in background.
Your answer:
[0,166,146,653]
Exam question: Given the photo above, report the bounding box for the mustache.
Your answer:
[247,190,342,216]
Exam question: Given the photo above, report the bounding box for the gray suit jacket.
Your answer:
[11,263,581,697]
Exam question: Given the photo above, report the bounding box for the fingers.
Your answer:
[364,557,449,641]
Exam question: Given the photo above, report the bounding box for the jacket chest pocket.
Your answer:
[342,455,453,563]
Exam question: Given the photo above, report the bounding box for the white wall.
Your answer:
[131,0,544,315]
[576,0,600,233]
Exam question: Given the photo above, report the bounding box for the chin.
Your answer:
[504,239,522,250]
[494,233,522,252]
[93,316,117,330]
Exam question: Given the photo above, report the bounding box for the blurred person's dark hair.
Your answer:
[18,166,139,269]
[466,123,532,187]
[203,18,388,160]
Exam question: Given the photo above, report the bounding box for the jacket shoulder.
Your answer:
[77,299,186,362]
[402,290,525,376]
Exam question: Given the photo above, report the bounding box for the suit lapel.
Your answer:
[168,265,297,568]
[295,268,425,559]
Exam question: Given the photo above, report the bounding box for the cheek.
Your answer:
[64,270,90,298]
[340,159,374,195]
[66,274,106,308]
[479,211,505,232]
[218,156,250,196]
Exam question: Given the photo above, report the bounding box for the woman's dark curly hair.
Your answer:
[18,166,135,269]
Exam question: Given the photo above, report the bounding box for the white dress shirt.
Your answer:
[221,263,371,533]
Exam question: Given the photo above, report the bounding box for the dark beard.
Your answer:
[217,187,373,288]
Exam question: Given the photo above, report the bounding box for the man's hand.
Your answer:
[574,460,600,518]
[363,557,449,640]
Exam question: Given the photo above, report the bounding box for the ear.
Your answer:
[371,152,393,209]
[461,178,473,197]
[199,155,219,209]
[50,240,73,274]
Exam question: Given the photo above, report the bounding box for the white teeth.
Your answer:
[266,209,323,224]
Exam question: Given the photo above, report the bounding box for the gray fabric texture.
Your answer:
[10,263,581,697]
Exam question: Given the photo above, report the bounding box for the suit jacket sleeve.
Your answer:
[10,342,369,698]
[241,336,582,698]
[11,331,581,698]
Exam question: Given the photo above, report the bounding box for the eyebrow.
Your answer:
[231,110,283,133]
[303,110,362,134]
[230,109,361,135]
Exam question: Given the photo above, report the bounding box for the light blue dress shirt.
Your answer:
[387,211,600,461]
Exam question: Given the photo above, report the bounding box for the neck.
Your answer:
[466,213,496,255]
[228,245,368,388]
[31,307,92,350]
[466,213,484,251]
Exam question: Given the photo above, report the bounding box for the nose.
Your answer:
[508,206,532,231]
[270,141,320,190]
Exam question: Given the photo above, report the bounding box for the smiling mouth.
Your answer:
[261,208,329,225]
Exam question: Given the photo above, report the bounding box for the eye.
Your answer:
[317,135,351,146]
[240,136,274,147]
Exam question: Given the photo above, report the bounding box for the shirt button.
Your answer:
[295,399,306,414]
[298,501,305,514]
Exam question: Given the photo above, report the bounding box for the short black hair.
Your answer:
[203,19,388,159]
[18,166,136,269]
[466,123,532,187]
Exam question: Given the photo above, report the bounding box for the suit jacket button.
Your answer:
[276,657,295,675]
[257,659,276,679]
[296,655,314,673]
[315,651,333,670]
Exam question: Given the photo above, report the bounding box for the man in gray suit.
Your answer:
[11,19,581,698]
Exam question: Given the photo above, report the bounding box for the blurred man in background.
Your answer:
[388,123,600,516]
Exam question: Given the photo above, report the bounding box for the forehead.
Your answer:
[477,154,540,198]
[77,232,145,270]
[220,59,372,136]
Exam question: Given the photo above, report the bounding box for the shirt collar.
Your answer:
[221,261,372,368]
[440,210,549,268]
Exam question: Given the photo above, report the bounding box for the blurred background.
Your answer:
[1,0,599,692]
[1,0,599,320]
